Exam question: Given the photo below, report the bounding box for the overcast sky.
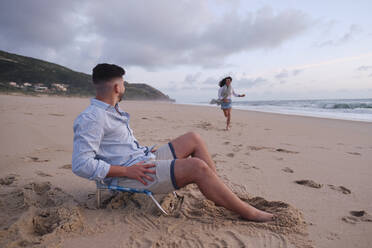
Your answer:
[1,0,371,102]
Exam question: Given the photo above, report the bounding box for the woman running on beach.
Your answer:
[218,76,245,130]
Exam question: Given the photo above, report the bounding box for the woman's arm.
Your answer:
[232,89,245,97]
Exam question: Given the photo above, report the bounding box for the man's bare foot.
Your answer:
[242,208,274,222]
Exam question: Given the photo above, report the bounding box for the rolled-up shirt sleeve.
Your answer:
[72,114,110,181]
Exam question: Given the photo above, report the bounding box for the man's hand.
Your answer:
[151,145,157,153]
[106,162,156,185]
[124,161,156,185]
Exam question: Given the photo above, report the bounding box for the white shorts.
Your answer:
[115,142,179,194]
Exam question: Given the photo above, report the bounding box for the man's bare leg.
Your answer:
[173,157,274,222]
[170,132,216,173]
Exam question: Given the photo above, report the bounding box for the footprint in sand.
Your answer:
[342,210,372,224]
[25,156,50,163]
[0,174,19,185]
[33,207,83,235]
[232,147,241,152]
[226,153,235,158]
[326,232,340,241]
[24,181,52,195]
[312,146,331,150]
[195,121,214,131]
[282,167,294,173]
[48,113,65,117]
[247,145,269,151]
[223,141,230,145]
[211,154,220,160]
[36,170,53,177]
[247,146,299,154]
[239,163,259,171]
[59,164,72,170]
[295,179,322,189]
[155,116,166,120]
[275,148,299,154]
[328,185,351,194]
[347,152,361,156]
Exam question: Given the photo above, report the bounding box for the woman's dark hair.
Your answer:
[218,76,232,87]
[92,63,125,84]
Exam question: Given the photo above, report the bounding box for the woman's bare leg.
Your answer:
[226,108,231,130]
[222,109,228,117]
[174,158,274,222]
[170,132,216,173]
[221,109,229,130]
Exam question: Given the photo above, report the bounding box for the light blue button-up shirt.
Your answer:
[72,98,155,185]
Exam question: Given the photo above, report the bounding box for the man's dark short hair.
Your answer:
[92,63,125,84]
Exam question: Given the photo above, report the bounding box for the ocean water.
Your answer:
[191,98,372,122]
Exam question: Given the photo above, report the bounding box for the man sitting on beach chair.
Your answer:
[72,63,273,222]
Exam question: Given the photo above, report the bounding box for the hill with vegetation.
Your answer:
[0,50,173,101]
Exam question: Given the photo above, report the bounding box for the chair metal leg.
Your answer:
[96,188,101,209]
[147,193,168,215]
[95,183,170,215]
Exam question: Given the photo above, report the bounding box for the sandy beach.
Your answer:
[0,94,371,248]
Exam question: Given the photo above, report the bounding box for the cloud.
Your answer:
[202,77,220,85]
[275,70,289,80]
[0,1,311,72]
[292,69,304,76]
[185,72,203,83]
[357,65,372,71]
[236,77,268,88]
[316,24,361,47]
[339,24,360,43]
[0,1,82,49]
[274,68,303,82]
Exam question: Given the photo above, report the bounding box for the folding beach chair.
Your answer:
[95,180,169,215]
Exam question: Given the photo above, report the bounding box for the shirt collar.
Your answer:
[90,98,112,111]
[91,98,129,118]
